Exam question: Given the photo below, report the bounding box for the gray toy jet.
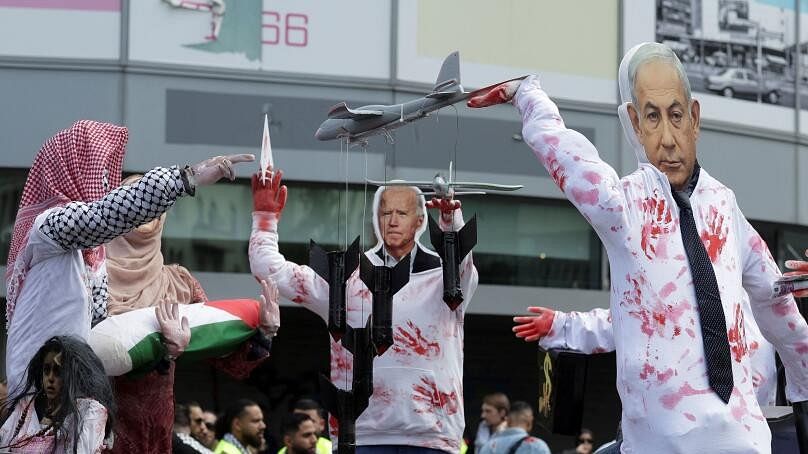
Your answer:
[314,51,525,143]
[366,161,523,198]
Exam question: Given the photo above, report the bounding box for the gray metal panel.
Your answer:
[123,74,399,178]
[697,129,797,223]
[0,69,122,168]
[165,89,380,150]
[798,145,808,225]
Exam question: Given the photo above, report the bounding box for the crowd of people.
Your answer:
[3,40,808,453]
[169,393,580,454]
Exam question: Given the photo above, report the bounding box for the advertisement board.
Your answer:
[128,0,391,79]
[396,0,620,104]
[0,0,120,59]
[626,0,797,132]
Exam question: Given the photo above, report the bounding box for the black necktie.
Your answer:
[672,190,734,404]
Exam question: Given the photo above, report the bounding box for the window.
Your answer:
[160,180,603,289]
[1,169,599,290]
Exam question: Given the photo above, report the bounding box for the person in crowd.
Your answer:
[203,410,219,450]
[174,403,214,454]
[559,429,594,454]
[281,413,318,454]
[479,401,549,454]
[0,336,115,453]
[185,401,212,448]
[215,399,266,454]
[5,119,253,394]
[105,173,276,453]
[469,42,808,451]
[278,399,331,454]
[250,169,478,454]
[475,393,509,453]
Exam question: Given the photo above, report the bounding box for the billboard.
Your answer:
[0,0,120,59]
[626,0,797,133]
[396,0,620,104]
[128,0,391,79]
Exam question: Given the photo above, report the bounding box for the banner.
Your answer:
[626,0,797,132]
[128,0,391,79]
[0,0,120,59]
[396,0,620,104]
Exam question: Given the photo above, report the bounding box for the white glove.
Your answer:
[187,153,255,187]
[156,300,191,360]
[259,279,281,337]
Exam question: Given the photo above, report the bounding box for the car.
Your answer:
[705,67,781,104]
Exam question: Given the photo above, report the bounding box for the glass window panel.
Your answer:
[0,170,602,289]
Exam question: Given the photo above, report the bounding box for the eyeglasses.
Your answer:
[204,422,215,430]
[578,438,593,444]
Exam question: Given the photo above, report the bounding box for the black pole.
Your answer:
[793,401,808,454]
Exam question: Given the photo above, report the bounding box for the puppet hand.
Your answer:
[252,169,287,215]
[785,250,808,273]
[426,197,460,223]
[156,300,191,359]
[785,250,808,297]
[467,79,524,108]
[258,279,281,337]
[512,306,555,342]
[188,154,255,187]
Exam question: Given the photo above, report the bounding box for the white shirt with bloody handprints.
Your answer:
[514,76,808,453]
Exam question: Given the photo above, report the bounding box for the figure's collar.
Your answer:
[672,161,701,198]
[375,244,440,273]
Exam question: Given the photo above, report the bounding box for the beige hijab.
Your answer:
[105,175,205,315]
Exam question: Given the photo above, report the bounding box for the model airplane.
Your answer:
[314,51,526,143]
[367,161,523,198]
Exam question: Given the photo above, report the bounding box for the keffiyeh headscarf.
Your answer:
[5,120,127,324]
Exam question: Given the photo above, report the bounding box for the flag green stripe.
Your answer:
[127,320,255,376]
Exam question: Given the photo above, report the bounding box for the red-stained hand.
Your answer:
[467,80,523,108]
[512,306,556,342]
[251,168,287,215]
[426,197,460,223]
[785,249,808,297]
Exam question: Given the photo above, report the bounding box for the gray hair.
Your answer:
[628,42,692,107]
[380,186,424,217]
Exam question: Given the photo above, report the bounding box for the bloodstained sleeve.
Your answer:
[248,211,329,322]
[739,206,808,401]
[538,308,615,354]
[515,77,629,246]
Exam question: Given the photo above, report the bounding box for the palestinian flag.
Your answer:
[89,299,260,376]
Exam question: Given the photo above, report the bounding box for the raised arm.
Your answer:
[40,166,186,250]
[516,77,629,236]
[514,306,614,353]
[470,77,629,241]
[739,207,808,401]
[248,170,329,321]
[40,154,253,251]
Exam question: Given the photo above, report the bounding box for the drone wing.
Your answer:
[452,182,524,191]
[365,179,434,190]
[327,102,384,120]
